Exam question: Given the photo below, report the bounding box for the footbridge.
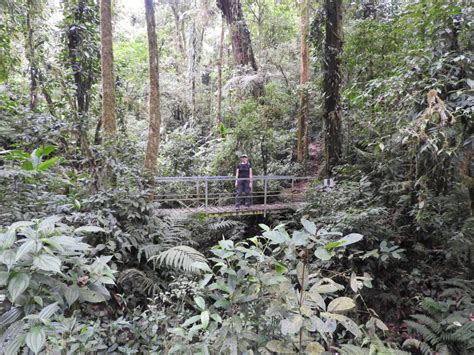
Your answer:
[153,175,317,217]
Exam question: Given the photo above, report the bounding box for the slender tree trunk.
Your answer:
[26,0,38,111]
[217,0,257,71]
[216,14,225,133]
[297,0,309,163]
[100,0,117,137]
[323,0,343,176]
[170,2,186,69]
[144,0,162,175]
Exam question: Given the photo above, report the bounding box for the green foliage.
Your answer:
[6,145,59,173]
[403,279,474,355]
[150,245,210,273]
[167,219,377,352]
[0,216,115,354]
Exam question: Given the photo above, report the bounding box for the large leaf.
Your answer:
[305,342,325,354]
[64,285,80,306]
[301,218,317,235]
[35,145,55,157]
[8,273,30,302]
[1,250,16,271]
[194,296,206,310]
[15,240,36,262]
[281,314,303,335]
[262,230,289,244]
[33,254,61,273]
[291,230,311,246]
[0,307,21,326]
[48,236,90,251]
[37,216,61,236]
[38,302,59,320]
[339,233,363,246]
[79,287,107,303]
[0,271,9,286]
[36,157,58,172]
[74,226,105,234]
[321,312,362,337]
[314,247,332,261]
[296,262,309,290]
[312,279,344,294]
[4,334,24,355]
[200,310,210,329]
[327,297,356,313]
[308,286,326,310]
[266,340,294,353]
[25,326,46,354]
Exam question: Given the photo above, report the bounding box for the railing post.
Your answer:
[196,180,199,206]
[205,177,208,210]
[263,177,268,217]
[291,177,295,190]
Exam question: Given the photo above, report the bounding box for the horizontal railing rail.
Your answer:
[153,175,318,216]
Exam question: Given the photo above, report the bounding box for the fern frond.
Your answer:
[411,314,442,334]
[149,245,210,274]
[405,319,439,345]
[451,321,474,343]
[138,244,164,261]
[420,297,443,315]
[118,268,161,295]
[402,338,434,355]
[208,219,244,231]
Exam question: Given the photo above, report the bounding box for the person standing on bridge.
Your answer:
[235,153,253,209]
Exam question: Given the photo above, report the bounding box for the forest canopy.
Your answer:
[0,0,473,354]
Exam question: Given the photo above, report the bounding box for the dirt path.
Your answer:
[285,140,324,202]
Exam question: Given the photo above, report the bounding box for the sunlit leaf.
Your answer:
[327,297,356,313]
[33,254,61,273]
[25,326,46,354]
[8,273,30,302]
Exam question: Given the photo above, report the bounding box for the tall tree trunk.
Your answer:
[26,0,38,111]
[100,0,117,137]
[170,2,186,60]
[189,21,205,121]
[323,0,343,176]
[297,0,309,163]
[216,14,225,133]
[144,0,162,174]
[217,0,257,71]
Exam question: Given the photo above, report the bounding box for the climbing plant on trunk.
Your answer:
[323,0,343,175]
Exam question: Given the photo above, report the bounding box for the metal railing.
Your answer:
[153,175,318,216]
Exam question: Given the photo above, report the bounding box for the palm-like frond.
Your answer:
[138,244,164,261]
[118,268,161,295]
[149,245,210,274]
[402,339,435,355]
[208,219,244,231]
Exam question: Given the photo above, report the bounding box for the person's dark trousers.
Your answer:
[236,180,251,207]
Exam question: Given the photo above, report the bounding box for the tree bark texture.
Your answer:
[217,0,257,71]
[144,0,162,174]
[26,0,38,111]
[216,14,225,132]
[323,0,343,175]
[297,0,309,163]
[65,0,99,115]
[100,0,117,137]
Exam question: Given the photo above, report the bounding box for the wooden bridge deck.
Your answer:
[155,202,307,217]
[152,175,317,217]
